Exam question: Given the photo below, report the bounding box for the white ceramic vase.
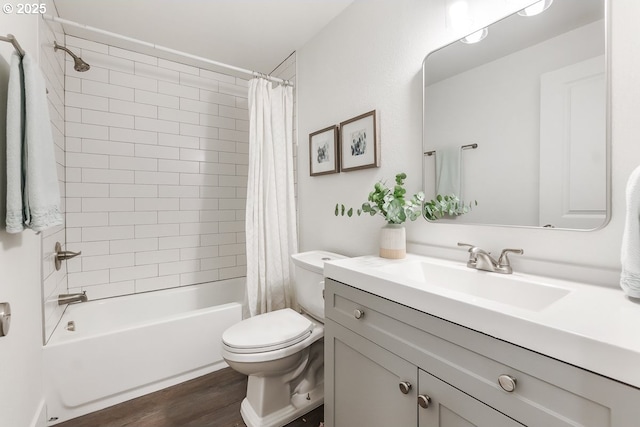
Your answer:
[379,223,406,259]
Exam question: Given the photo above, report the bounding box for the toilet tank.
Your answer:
[291,250,346,321]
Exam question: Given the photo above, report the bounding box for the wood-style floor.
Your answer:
[56,367,324,427]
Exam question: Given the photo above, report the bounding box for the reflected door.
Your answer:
[539,55,606,229]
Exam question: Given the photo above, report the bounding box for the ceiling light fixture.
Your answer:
[517,0,554,17]
[448,0,472,30]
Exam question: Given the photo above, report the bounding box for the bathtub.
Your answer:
[43,278,245,425]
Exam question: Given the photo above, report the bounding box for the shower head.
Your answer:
[54,41,90,72]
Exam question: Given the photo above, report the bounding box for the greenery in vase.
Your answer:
[335,173,425,225]
[423,194,476,221]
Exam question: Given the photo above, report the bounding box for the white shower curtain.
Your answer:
[245,78,298,317]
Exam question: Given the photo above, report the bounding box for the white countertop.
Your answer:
[324,254,640,389]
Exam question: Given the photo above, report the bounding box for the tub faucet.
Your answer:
[58,291,88,305]
[457,243,523,274]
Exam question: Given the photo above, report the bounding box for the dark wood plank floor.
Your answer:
[56,367,324,427]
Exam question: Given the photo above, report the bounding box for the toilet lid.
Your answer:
[222,308,314,354]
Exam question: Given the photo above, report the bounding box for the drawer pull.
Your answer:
[498,374,517,392]
[417,394,431,409]
[399,381,412,394]
[354,309,365,319]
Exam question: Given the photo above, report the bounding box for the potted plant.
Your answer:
[335,173,424,259]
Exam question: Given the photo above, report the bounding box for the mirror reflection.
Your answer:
[423,0,608,229]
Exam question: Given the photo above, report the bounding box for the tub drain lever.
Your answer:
[55,242,82,271]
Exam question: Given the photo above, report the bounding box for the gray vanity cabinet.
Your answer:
[418,370,522,427]
[326,319,521,427]
[324,278,640,427]
[327,318,418,426]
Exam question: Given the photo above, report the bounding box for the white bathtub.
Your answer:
[43,279,245,425]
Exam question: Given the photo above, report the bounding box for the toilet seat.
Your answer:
[222,308,314,354]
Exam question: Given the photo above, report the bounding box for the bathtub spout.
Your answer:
[58,291,88,305]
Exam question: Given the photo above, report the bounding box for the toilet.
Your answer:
[221,250,346,427]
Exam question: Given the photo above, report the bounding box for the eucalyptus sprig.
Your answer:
[335,173,425,225]
[423,194,476,221]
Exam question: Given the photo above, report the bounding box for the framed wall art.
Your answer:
[309,125,339,176]
[340,110,379,172]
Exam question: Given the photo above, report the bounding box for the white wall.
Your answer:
[62,36,249,300]
[297,0,640,287]
[0,5,48,427]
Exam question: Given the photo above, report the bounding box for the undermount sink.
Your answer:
[376,260,571,312]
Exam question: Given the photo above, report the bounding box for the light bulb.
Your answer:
[448,0,472,31]
[517,0,553,17]
[461,27,488,44]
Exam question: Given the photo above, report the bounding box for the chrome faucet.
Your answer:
[58,291,88,305]
[458,243,523,274]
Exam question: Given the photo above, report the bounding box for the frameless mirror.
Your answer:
[422,0,608,229]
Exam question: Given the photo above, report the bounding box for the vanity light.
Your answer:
[447,0,488,44]
[448,0,472,31]
[517,0,553,17]
[461,27,488,44]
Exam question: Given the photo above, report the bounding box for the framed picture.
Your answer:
[340,110,379,172]
[309,125,339,176]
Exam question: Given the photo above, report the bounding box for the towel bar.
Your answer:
[0,34,25,57]
[424,143,480,195]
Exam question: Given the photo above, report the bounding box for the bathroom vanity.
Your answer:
[323,255,640,426]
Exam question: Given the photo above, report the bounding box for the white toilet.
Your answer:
[221,250,346,427]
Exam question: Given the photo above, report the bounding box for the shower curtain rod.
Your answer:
[42,15,293,87]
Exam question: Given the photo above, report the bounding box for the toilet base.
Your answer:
[240,383,323,427]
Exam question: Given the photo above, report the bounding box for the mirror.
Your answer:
[422,0,608,230]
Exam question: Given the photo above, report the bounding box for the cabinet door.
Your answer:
[418,370,523,427]
[325,319,417,427]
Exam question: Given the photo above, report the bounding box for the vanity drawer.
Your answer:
[325,278,640,427]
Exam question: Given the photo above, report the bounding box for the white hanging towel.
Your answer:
[620,165,640,298]
[6,52,25,232]
[435,146,461,197]
[5,52,62,233]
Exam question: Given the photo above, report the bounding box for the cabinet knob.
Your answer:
[417,394,431,409]
[354,309,365,319]
[498,374,517,392]
[399,381,412,394]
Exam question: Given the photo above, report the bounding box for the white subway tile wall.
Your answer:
[64,36,249,299]
[40,7,68,343]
